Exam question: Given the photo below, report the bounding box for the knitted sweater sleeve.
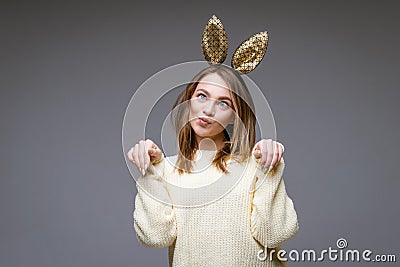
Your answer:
[250,156,299,248]
[133,156,177,248]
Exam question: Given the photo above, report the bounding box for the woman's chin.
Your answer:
[194,131,213,138]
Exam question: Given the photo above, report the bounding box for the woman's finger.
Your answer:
[265,139,273,170]
[127,147,134,163]
[260,140,268,167]
[253,148,261,159]
[133,144,140,171]
[269,141,279,169]
[253,142,261,159]
[277,142,283,164]
[144,139,154,168]
[149,142,163,163]
[138,140,146,174]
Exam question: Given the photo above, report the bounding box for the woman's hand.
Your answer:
[127,139,163,175]
[253,139,285,172]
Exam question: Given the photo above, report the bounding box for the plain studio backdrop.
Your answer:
[1,0,399,266]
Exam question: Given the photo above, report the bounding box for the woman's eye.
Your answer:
[218,101,229,109]
[198,93,207,101]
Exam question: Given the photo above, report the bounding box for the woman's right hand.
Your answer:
[126,139,163,175]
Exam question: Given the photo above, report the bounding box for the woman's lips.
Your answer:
[198,117,212,125]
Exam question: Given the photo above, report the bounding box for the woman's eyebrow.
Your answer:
[196,88,232,102]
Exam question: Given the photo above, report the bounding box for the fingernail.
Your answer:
[142,168,145,176]
[144,164,147,171]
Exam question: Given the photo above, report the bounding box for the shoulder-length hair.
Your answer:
[171,64,256,175]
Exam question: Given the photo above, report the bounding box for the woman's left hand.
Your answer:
[253,139,285,172]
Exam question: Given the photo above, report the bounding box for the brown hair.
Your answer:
[170,64,256,175]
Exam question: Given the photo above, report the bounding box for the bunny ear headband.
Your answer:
[201,15,269,74]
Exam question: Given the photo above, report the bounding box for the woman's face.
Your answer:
[189,73,235,144]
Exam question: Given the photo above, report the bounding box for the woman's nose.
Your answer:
[202,99,216,116]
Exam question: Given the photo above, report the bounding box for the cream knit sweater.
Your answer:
[133,149,299,266]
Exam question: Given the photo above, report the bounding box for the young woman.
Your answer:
[127,64,299,266]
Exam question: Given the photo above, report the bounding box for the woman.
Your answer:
[127,64,299,266]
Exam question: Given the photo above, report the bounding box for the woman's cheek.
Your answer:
[216,111,233,127]
[190,100,202,114]
[188,102,199,120]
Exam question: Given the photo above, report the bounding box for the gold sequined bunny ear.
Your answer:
[201,15,228,64]
[231,31,269,74]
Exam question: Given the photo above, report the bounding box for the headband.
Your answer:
[201,15,269,74]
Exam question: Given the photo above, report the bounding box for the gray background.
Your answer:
[1,0,399,266]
